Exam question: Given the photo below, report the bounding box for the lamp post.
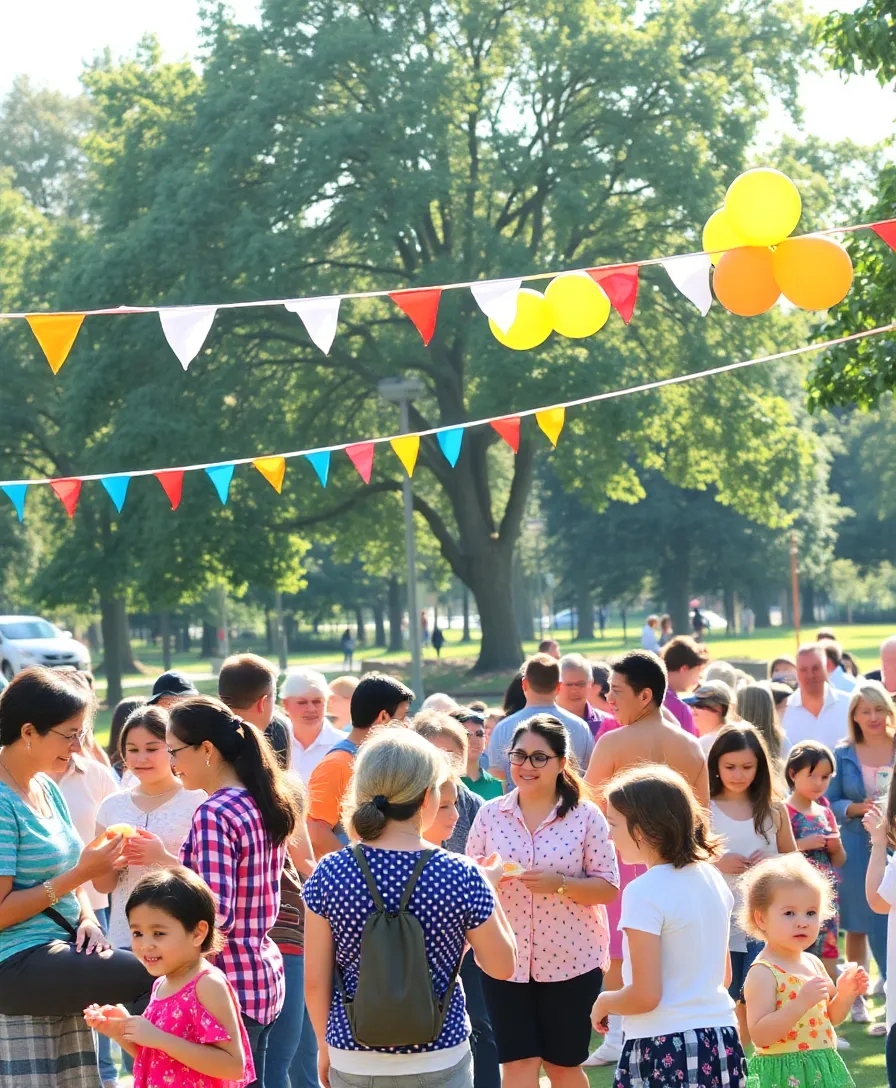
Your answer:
[378,376,426,703]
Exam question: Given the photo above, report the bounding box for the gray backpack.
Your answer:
[335,845,460,1048]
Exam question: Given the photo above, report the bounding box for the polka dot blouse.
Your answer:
[302,845,495,1053]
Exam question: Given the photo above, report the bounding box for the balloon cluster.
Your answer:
[489,272,611,351]
[703,169,853,316]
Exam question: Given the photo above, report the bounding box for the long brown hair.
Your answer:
[708,724,776,840]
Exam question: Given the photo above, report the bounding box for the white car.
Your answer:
[0,616,91,680]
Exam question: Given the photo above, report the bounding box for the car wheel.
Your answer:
[1,662,14,681]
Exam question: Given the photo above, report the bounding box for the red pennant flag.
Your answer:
[588,265,640,324]
[155,470,185,510]
[388,288,442,346]
[871,221,896,252]
[346,442,375,484]
[50,478,82,518]
[490,416,521,453]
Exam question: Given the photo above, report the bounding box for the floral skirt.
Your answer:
[616,1025,747,1087]
[746,1048,854,1088]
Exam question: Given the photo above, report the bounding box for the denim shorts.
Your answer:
[728,938,764,1002]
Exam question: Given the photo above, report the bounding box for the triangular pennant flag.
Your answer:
[305,450,330,487]
[346,442,375,484]
[155,470,185,510]
[25,313,85,374]
[470,278,522,335]
[388,288,442,346]
[588,265,640,324]
[662,254,713,316]
[284,297,341,355]
[50,477,82,518]
[159,306,217,370]
[253,456,286,494]
[437,427,464,467]
[490,416,521,453]
[390,435,420,477]
[536,407,566,448]
[1,484,28,522]
[206,464,235,505]
[871,222,896,252]
[101,476,131,513]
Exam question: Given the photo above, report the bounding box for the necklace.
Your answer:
[0,757,45,813]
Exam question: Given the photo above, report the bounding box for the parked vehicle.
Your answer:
[0,616,91,680]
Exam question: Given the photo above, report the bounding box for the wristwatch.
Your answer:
[557,873,568,896]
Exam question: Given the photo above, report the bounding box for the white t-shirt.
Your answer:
[876,854,896,1030]
[290,720,346,785]
[59,756,121,910]
[620,862,736,1039]
[95,786,205,947]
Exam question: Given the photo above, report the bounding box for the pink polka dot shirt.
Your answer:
[466,791,619,983]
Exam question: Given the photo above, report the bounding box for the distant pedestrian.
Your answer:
[658,615,673,647]
[421,611,430,647]
[640,615,660,653]
[432,625,445,658]
[340,629,355,670]
[538,639,560,660]
[742,606,755,635]
[692,606,707,641]
[597,606,607,638]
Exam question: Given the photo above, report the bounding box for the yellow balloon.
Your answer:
[544,272,611,338]
[702,208,748,266]
[489,288,552,350]
[724,168,802,247]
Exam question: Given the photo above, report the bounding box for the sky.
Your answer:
[0,0,892,148]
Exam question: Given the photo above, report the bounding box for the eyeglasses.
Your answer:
[465,728,485,738]
[560,680,589,689]
[166,744,192,759]
[508,749,559,769]
[50,727,89,745]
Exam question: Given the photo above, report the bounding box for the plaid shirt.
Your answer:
[180,787,286,1025]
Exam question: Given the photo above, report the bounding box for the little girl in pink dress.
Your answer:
[86,867,254,1088]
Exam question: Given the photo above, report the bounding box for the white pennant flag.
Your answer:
[661,254,713,316]
[159,306,217,370]
[285,296,342,355]
[471,278,522,334]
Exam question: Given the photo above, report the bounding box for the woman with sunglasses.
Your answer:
[466,714,619,1088]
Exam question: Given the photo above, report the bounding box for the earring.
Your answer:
[205,755,210,767]
[26,742,31,750]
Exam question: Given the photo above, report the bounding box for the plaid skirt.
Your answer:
[616,1025,748,1088]
[0,1012,100,1087]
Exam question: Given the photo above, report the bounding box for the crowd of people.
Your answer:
[1,629,896,1088]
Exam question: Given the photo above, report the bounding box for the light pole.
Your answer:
[378,376,426,703]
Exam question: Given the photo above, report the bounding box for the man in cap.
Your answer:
[147,669,199,708]
[683,679,735,753]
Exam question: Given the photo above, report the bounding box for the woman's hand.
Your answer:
[797,834,828,853]
[591,992,611,1033]
[75,832,123,883]
[76,918,111,955]
[863,804,889,848]
[121,828,171,868]
[519,869,564,894]
[715,852,750,876]
[847,800,875,820]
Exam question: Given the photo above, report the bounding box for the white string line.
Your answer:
[0,218,892,321]
[2,321,892,490]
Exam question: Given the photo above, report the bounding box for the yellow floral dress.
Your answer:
[746,961,853,1088]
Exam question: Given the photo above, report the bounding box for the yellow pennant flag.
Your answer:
[253,456,286,494]
[390,435,420,477]
[26,313,85,374]
[536,407,566,448]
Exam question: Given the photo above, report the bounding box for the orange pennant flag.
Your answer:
[390,435,420,477]
[536,407,565,448]
[26,313,85,374]
[50,477,82,518]
[253,456,286,494]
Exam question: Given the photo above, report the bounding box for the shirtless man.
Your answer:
[582,649,708,1069]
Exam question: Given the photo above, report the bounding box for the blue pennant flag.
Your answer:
[437,427,464,467]
[101,476,131,513]
[305,451,330,487]
[1,483,28,522]
[206,464,235,505]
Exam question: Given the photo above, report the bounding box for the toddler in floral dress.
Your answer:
[86,867,253,1088]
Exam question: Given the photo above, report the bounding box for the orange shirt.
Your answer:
[307,748,355,831]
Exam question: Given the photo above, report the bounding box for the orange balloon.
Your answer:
[771,236,854,311]
[712,246,781,317]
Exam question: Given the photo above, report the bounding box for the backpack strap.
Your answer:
[400,850,434,912]
[350,844,387,912]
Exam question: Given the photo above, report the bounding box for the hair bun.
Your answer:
[372,795,388,812]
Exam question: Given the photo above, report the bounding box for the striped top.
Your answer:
[180,787,286,1025]
[0,775,82,962]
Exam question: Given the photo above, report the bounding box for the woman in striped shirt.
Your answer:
[130,695,298,1088]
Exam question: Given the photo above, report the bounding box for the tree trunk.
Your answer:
[576,578,594,641]
[100,595,124,708]
[462,586,471,643]
[660,534,691,636]
[201,621,216,658]
[388,576,404,652]
[265,610,274,655]
[160,612,172,671]
[354,606,365,644]
[466,548,522,671]
[750,584,773,628]
[117,599,138,672]
[86,622,102,656]
[621,606,628,644]
[373,602,387,647]
[801,583,816,628]
[723,586,737,636]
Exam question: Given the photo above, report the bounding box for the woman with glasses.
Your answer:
[0,667,150,1087]
[466,714,619,1088]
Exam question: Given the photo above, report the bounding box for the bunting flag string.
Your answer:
[5,216,891,372]
[0,321,891,522]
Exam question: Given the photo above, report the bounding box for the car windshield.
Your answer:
[0,621,58,640]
